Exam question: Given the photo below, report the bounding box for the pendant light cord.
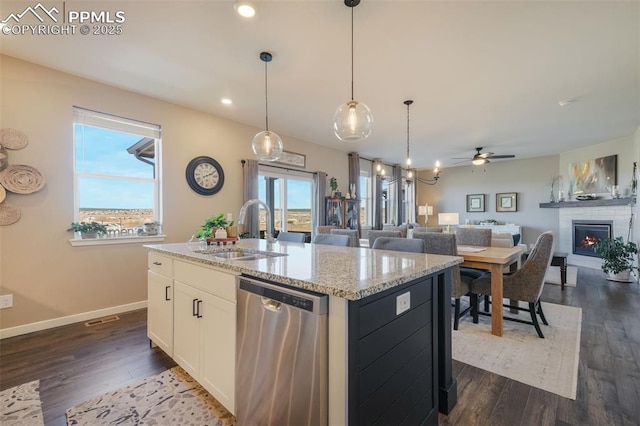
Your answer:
[264,59,269,131]
[406,102,410,162]
[350,2,354,101]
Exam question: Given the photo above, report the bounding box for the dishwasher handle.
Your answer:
[261,297,282,312]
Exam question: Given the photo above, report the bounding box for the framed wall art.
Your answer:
[568,154,617,195]
[496,192,517,212]
[466,194,485,212]
[273,150,306,169]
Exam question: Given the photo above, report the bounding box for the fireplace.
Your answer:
[572,220,613,257]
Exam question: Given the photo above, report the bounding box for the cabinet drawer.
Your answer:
[174,260,236,303]
[148,252,173,277]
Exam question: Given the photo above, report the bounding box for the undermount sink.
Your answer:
[197,247,288,261]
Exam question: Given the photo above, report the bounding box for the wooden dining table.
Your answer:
[457,245,524,336]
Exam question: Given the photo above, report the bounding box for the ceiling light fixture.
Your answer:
[251,52,283,162]
[233,1,256,18]
[558,99,574,107]
[472,157,487,166]
[404,99,413,168]
[332,0,373,142]
[221,98,233,105]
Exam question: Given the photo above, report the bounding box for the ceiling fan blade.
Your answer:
[487,154,515,159]
[452,159,471,164]
[451,157,472,160]
[478,152,493,158]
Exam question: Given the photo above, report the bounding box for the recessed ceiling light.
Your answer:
[221,98,233,105]
[234,1,256,18]
[558,99,574,107]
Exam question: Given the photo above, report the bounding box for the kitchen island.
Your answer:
[146,239,462,425]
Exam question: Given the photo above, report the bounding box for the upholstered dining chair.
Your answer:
[277,232,306,243]
[330,228,360,247]
[471,231,554,338]
[491,232,514,248]
[316,225,337,234]
[413,232,481,330]
[371,237,425,253]
[455,228,492,246]
[382,224,408,238]
[313,234,350,247]
[367,230,402,249]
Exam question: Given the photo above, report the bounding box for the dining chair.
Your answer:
[371,237,425,253]
[312,234,350,247]
[455,228,492,246]
[471,231,554,338]
[367,230,402,249]
[413,232,481,329]
[382,224,408,238]
[277,232,306,243]
[491,232,514,248]
[330,228,360,247]
[316,225,336,234]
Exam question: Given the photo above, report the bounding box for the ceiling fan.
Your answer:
[452,147,516,165]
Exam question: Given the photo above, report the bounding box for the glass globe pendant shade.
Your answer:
[333,100,373,142]
[252,130,283,161]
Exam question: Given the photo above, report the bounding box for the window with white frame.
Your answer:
[73,107,162,238]
[359,170,372,226]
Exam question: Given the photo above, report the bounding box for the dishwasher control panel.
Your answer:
[238,276,328,314]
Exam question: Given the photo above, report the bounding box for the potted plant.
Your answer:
[195,213,229,240]
[594,236,638,282]
[329,176,341,198]
[68,221,108,239]
[226,220,237,238]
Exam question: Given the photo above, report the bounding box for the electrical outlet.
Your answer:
[396,292,410,316]
[0,294,13,309]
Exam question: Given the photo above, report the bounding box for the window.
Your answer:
[73,107,162,239]
[258,168,313,236]
[359,170,372,226]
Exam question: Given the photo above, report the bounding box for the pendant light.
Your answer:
[332,0,373,142]
[252,51,283,162]
[404,99,413,178]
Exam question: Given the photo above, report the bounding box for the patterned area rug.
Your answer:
[66,366,235,425]
[0,380,44,426]
[453,302,582,399]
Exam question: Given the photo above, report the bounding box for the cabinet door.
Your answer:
[173,282,201,378]
[147,271,174,356]
[200,292,236,414]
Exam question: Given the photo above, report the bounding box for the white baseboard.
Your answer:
[0,300,147,339]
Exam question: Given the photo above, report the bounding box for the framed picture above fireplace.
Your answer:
[568,154,617,195]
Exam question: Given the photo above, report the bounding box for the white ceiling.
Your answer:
[1,0,638,169]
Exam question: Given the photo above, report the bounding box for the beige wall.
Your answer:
[418,135,636,247]
[0,55,348,331]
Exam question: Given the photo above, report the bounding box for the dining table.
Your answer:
[456,245,524,336]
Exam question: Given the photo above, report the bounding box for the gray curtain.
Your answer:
[348,152,361,238]
[241,159,260,238]
[392,165,402,225]
[313,172,327,239]
[374,175,382,230]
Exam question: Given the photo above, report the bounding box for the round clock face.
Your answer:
[186,156,225,195]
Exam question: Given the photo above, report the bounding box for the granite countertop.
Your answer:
[146,239,462,300]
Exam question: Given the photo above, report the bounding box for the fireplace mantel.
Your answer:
[539,197,634,208]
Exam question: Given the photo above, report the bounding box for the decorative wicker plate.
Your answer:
[0,164,45,194]
[0,147,7,172]
[0,184,5,203]
[0,128,29,150]
[0,202,21,225]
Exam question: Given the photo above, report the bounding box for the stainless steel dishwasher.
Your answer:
[236,276,328,426]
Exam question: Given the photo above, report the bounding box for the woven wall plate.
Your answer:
[0,128,29,150]
[0,202,21,225]
[0,147,7,172]
[0,164,45,194]
[0,184,5,203]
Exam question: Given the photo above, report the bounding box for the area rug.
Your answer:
[453,302,582,400]
[545,265,578,287]
[66,366,235,425]
[0,380,44,426]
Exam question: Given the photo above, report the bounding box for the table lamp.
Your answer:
[438,212,459,233]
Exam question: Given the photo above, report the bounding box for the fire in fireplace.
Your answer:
[572,220,613,258]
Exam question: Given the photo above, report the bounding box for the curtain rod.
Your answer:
[241,160,317,176]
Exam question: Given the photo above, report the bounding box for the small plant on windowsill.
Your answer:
[143,221,161,235]
[68,221,108,239]
[594,236,638,282]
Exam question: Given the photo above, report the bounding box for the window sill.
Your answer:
[69,234,167,247]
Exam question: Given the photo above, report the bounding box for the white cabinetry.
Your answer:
[147,253,174,356]
[173,260,237,415]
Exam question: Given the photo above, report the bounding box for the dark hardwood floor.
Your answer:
[1,267,639,425]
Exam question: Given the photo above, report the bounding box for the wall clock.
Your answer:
[185,156,225,195]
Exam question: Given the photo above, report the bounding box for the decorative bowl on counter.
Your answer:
[575,194,597,201]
